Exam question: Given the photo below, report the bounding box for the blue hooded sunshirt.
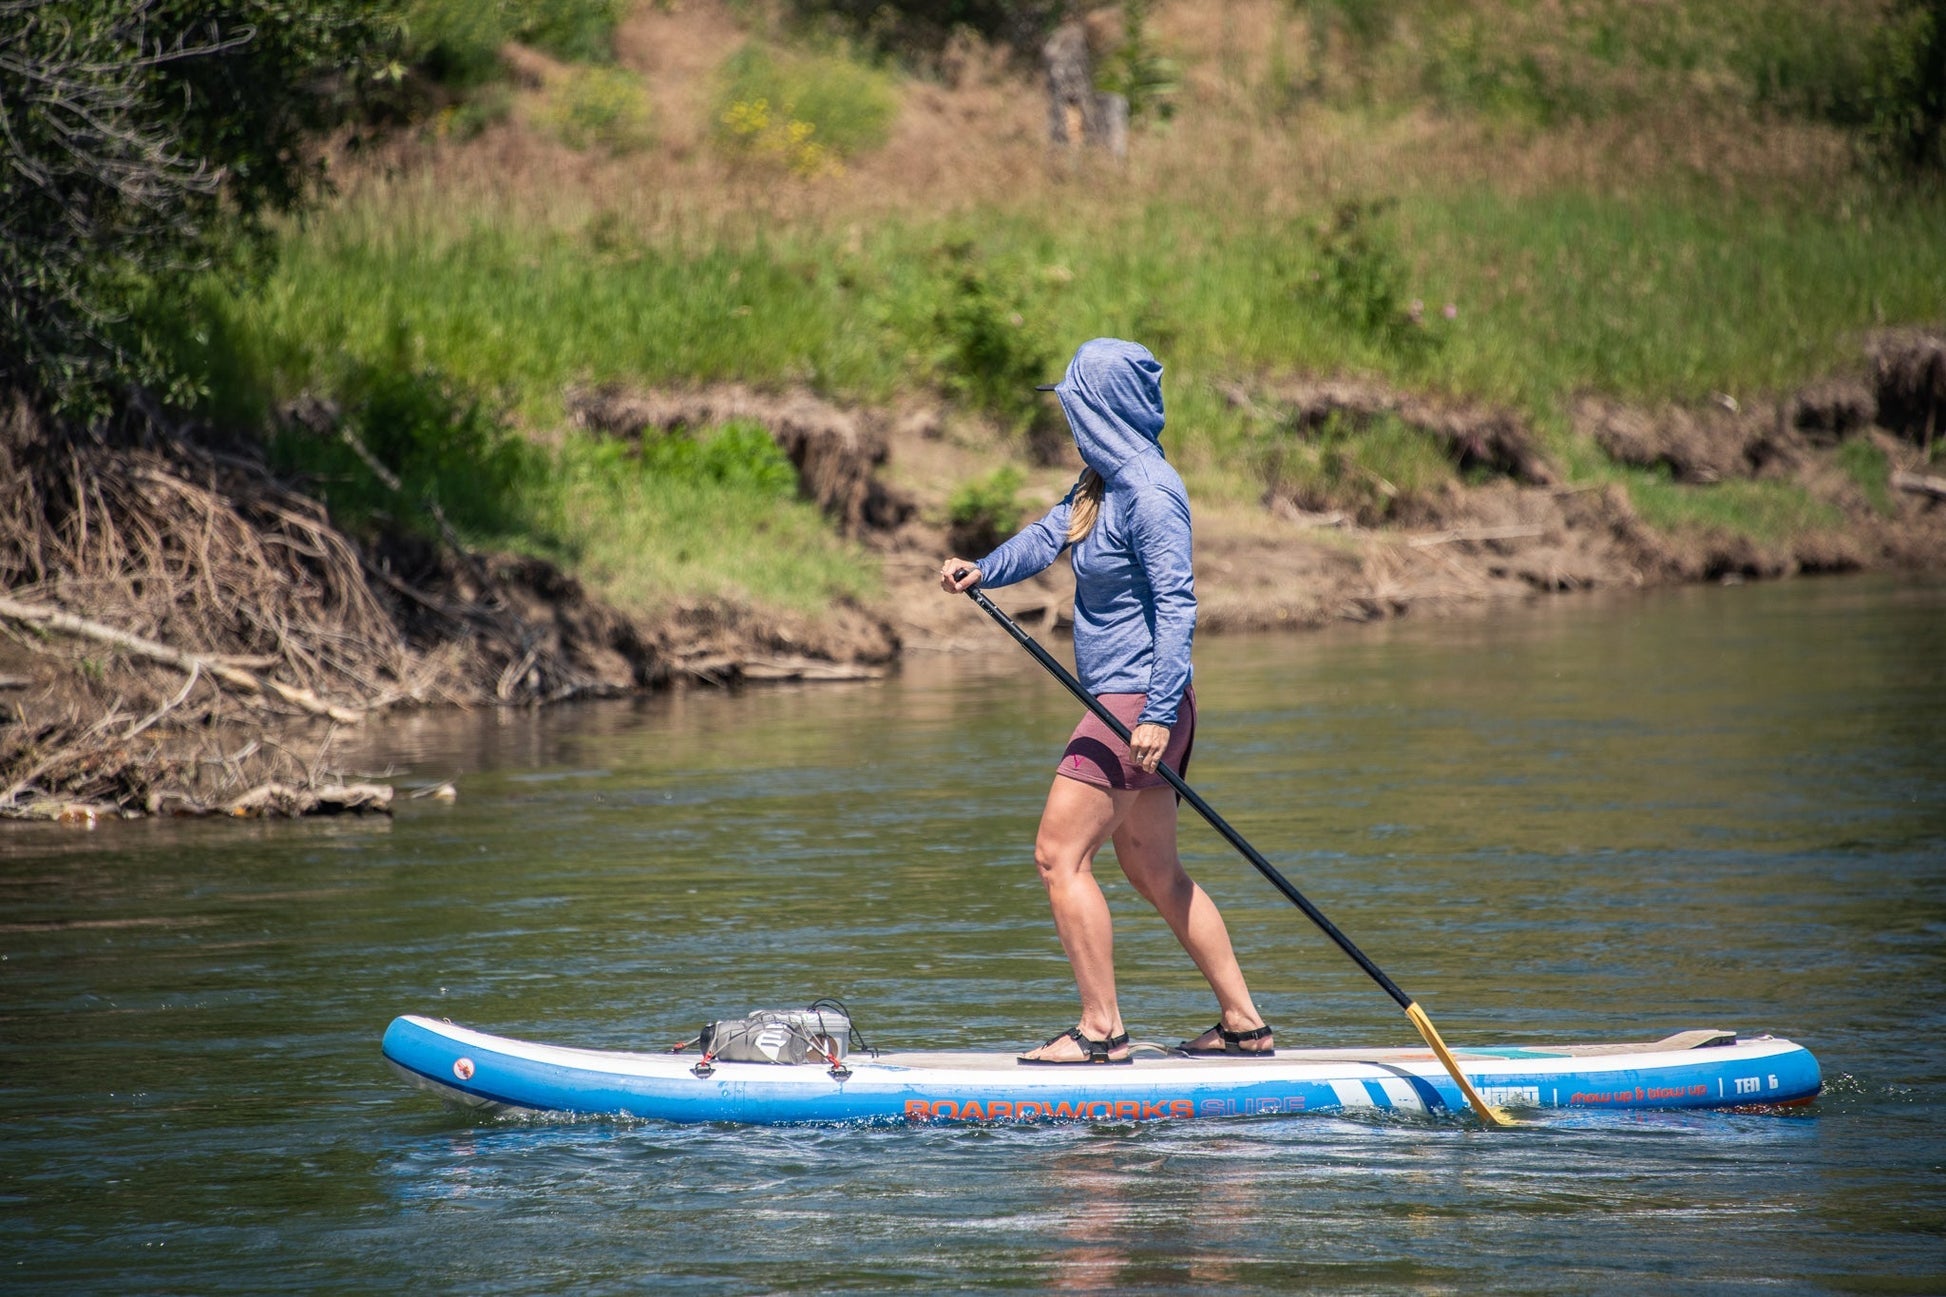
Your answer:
[973,338,1196,728]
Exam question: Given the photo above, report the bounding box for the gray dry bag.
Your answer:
[686,1002,858,1065]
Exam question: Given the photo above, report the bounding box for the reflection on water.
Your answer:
[2,575,1943,1293]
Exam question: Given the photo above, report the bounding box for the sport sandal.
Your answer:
[1017,1026,1134,1066]
[1177,1022,1275,1057]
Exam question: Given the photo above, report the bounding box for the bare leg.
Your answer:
[1019,775,1133,1061]
[1112,786,1272,1051]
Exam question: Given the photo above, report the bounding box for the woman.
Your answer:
[938,338,1273,1065]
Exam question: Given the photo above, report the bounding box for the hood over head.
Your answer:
[1051,338,1165,479]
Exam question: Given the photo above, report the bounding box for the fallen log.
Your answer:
[1891,470,1946,501]
[0,596,362,724]
[222,782,393,817]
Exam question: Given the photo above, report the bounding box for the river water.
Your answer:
[4,576,1943,1294]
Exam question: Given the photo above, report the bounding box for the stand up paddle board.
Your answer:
[382,1016,1820,1125]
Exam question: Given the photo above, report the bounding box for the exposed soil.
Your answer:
[871,335,1946,650]
[5,332,1942,822]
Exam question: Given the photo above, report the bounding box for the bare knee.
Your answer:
[1034,834,1088,889]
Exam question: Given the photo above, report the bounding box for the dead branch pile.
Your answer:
[0,401,663,819]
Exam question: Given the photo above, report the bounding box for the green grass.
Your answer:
[241,178,1946,443]
[1627,473,1845,542]
[214,0,1946,622]
[1838,438,1897,515]
[1263,412,1458,526]
[530,435,877,615]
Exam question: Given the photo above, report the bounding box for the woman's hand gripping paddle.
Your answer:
[958,577,1516,1128]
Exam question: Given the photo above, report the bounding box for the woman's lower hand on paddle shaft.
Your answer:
[938,560,982,593]
[1128,722,1171,773]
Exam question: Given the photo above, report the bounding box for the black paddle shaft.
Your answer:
[963,584,1416,1013]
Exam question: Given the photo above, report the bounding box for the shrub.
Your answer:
[517,0,627,64]
[928,248,1063,458]
[719,96,841,176]
[714,41,897,166]
[1861,0,1946,175]
[0,1,382,419]
[1098,0,1179,123]
[404,0,624,82]
[946,466,1025,554]
[1306,200,1442,363]
[268,333,539,542]
[547,65,653,152]
[402,0,517,88]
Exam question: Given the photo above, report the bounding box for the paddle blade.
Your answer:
[1404,1001,1518,1128]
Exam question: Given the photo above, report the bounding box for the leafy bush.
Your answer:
[946,466,1024,554]
[719,97,841,176]
[403,0,624,83]
[547,65,653,151]
[517,0,627,63]
[1098,0,1179,123]
[714,41,897,164]
[0,0,383,419]
[268,336,540,542]
[1861,0,1946,175]
[928,248,1063,458]
[1306,200,1443,363]
[401,0,517,88]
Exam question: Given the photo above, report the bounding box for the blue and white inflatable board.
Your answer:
[382,1016,1820,1125]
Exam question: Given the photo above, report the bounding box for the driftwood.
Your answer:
[0,596,362,723]
[220,782,393,818]
[2,781,393,822]
[1892,470,1946,501]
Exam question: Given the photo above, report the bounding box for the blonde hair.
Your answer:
[1066,469,1104,544]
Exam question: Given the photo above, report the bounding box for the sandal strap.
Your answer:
[1037,1026,1129,1061]
[1219,1023,1274,1045]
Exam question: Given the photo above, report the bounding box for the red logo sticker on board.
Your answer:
[453,1057,475,1081]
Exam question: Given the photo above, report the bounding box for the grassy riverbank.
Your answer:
[205,0,1945,622]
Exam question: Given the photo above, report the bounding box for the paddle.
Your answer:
[959,579,1515,1128]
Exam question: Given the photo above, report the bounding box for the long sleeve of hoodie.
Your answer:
[973,492,1074,589]
[1126,467,1195,728]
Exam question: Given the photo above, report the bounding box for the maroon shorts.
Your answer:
[1055,688,1196,791]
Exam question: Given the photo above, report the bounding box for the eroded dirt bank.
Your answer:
[3,333,1942,821]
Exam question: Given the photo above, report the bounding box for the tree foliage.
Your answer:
[1870,0,1946,176]
[0,0,386,419]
